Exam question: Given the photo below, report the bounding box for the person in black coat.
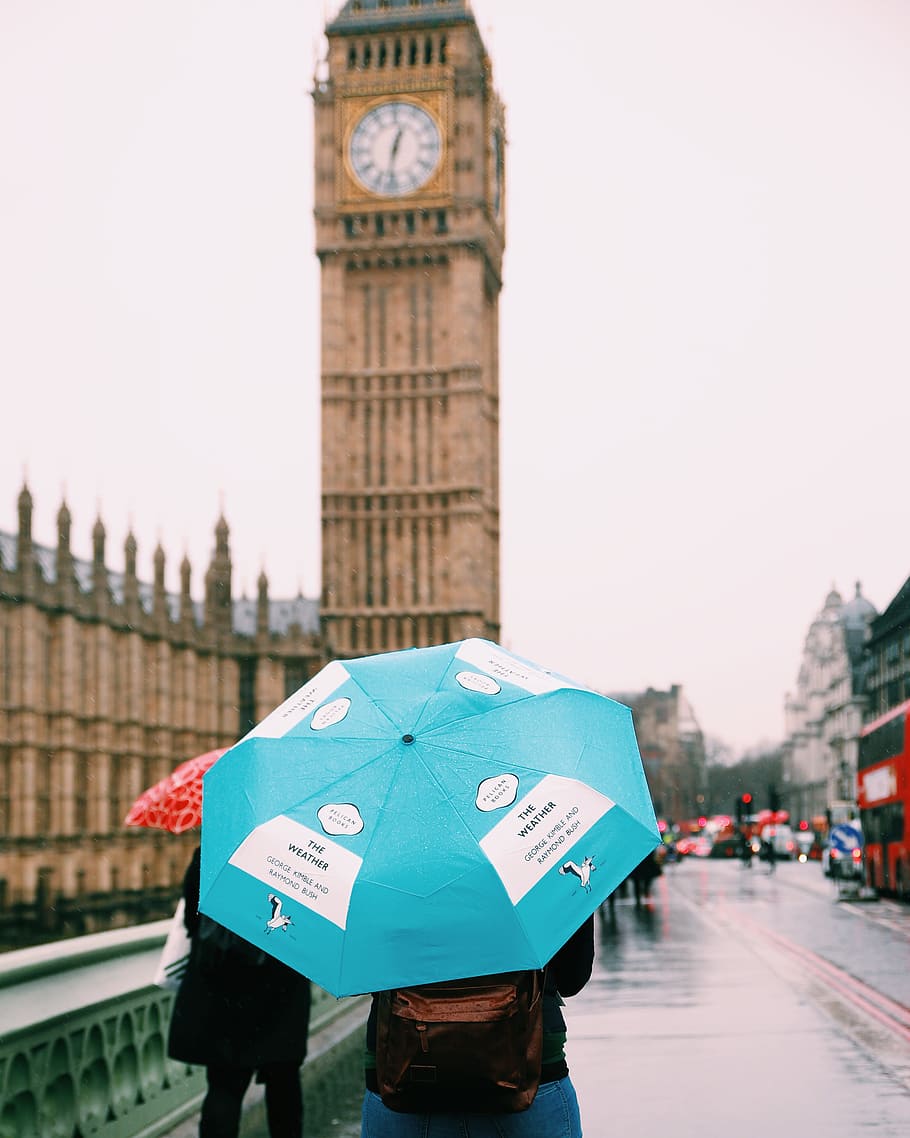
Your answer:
[167,847,313,1138]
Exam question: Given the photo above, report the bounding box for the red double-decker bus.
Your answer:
[858,697,910,899]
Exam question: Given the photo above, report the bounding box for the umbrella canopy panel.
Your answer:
[200,639,659,996]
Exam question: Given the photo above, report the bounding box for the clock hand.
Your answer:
[389,128,403,168]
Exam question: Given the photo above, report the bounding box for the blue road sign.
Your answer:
[829,821,863,854]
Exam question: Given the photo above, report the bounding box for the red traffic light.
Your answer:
[741,793,752,805]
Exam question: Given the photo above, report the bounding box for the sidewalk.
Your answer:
[564,870,910,1137]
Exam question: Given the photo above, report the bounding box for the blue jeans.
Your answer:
[360,1077,583,1137]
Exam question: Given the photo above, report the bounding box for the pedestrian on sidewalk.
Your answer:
[631,849,662,904]
[764,839,777,874]
[167,847,313,1138]
[741,834,753,868]
[360,915,595,1137]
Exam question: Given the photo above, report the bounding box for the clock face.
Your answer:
[349,101,442,197]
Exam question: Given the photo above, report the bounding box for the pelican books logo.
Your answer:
[228,814,363,929]
[478,774,614,903]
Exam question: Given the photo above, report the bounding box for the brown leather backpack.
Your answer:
[375,970,544,1114]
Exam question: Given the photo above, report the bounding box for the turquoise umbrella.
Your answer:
[199,639,659,997]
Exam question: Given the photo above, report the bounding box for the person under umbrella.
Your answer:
[196,640,660,1137]
[361,915,595,1137]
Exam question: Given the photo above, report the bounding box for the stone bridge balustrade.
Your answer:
[0,923,368,1138]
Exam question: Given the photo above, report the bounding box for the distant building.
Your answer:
[608,685,706,823]
[863,574,910,717]
[782,583,877,824]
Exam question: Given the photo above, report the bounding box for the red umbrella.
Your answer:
[124,747,229,834]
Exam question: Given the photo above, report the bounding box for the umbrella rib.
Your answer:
[417,690,537,738]
[410,650,467,733]
[408,653,532,735]
[344,646,477,737]
[334,751,414,993]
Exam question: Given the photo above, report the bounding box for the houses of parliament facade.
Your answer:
[1,0,703,947]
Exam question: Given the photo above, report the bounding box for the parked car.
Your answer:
[709,833,742,858]
[794,830,815,862]
[691,835,714,858]
[822,843,863,879]
[675,836,698,857]
[759,823,796,859]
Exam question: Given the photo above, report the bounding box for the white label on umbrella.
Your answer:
[247,661,350,739]
[455,640,583,696]
[311,697,351,731]
[228,814,362,929]
[456,671,502,695]
[476,773,519,811]
[317,802,364,836]
[479,774,614,903]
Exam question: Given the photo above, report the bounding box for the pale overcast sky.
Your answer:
[2,1,909,752]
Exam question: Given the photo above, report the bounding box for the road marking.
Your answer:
[668,867,910,1091]
[720,905,910,1045]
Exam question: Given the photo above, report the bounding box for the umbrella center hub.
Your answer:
[402,733,415,745]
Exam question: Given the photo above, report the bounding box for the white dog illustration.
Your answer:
[559,856,596,893]
[265,893,292,933]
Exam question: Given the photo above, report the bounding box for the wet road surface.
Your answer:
[569,859,909,1136]
[236,858,910,1136]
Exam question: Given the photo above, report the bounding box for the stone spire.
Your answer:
[206,513,233,635]
[92,512,109,615]
[123,529,140,624]
[17,482,33,543]
[16,482,35,594]
[257,568,270,638]
[56,499,71,551]
[180,553,194,627]
[55,498,75,604]
[153,540,167,620]
[92,514,106,564]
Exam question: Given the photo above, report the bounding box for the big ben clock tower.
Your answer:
[315,0,505,659]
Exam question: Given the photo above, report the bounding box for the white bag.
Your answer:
[154,897,192,991]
